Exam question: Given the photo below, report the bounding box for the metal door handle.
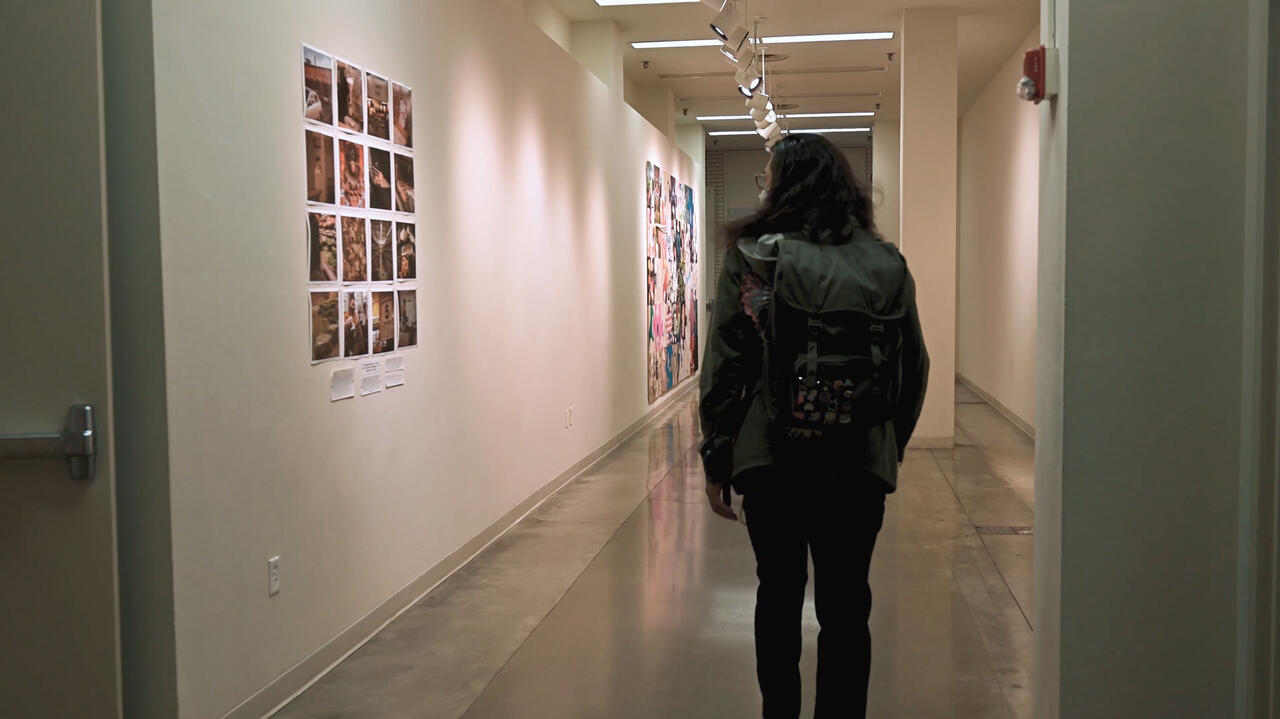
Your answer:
[0,405,96,481]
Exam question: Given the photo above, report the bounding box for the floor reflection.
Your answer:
[277,387,1033,719]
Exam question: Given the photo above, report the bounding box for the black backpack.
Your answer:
[738,229,911,445]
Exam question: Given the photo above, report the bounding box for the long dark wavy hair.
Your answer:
[725,133,877,246]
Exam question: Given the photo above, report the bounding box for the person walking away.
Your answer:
[699,134,929,719]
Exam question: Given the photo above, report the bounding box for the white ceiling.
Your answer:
[548,0,1038,150]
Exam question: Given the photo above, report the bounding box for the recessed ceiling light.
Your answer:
[632,31,893,49]
[595,0,699,5]
[707,130,761,136]
[696,114,751,121]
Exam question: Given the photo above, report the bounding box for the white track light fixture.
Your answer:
[710,1,749,52]
[721,39,752,66]
[749,100,775,124]
[756,120,779,139]
[754,109,777,129]
[745,91,772,114]
[735,60,763,96]
[763,123,783,149]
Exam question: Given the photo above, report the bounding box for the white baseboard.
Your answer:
[956,373,1036,440]
[225,379,699,719]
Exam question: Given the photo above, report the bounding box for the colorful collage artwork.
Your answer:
[304,44,417,364]
[646,162,699,404]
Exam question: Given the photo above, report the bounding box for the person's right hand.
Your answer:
[705,482,738,522]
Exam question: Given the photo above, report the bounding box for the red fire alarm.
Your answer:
[1018,45,1059,104]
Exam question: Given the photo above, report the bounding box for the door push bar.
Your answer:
[0,405,96,481]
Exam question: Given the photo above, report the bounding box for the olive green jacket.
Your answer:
[698,229,929,493]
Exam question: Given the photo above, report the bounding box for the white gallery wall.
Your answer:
[957,26,1040,432]
[105,0,701,716]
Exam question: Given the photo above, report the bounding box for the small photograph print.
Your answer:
[310,291,340,362]
[398,290,418,349]
[342,290,370,358]
[368,147,392,210]
[303,46,333,125]
[341,216,368,283]
[305,130,335,204]
[371,291,396,355]
[396,222,416,280]
[307,212,339,282]
[366,72,390,141]
[392,82,412,147]
[370,219,395,282]
[339,140,366,208]
[335,60,364,133]
[646,162,663,227]
[394,154,415,213]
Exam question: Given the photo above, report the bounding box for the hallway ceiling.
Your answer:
[549,0,1038,150]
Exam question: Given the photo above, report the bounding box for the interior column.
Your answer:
[899,7,957,446]
[871,119,901,247]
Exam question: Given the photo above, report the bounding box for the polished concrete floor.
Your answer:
[276,383,1035,718]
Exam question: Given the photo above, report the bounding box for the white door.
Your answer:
[0,1,122,717]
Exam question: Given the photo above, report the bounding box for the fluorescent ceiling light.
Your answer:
[596,0,699,4]
[632,39,723,49]
[783,111,875,119]
[788,127,872,133]
[765,32,894,43]
[709,127,871,137]
[698,112,876,121]
[633,31,893,49]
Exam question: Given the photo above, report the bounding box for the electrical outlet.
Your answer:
[268,556,281,597]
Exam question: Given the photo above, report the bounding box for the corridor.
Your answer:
[275,383,1034,719]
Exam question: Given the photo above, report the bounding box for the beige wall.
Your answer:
[121,0,699,716]
[524,0,571,53]
[723,148,768,219]
[841,146,871,187]
[571,20,624,94]
[628,82,676,139]
[957,26,1040,431]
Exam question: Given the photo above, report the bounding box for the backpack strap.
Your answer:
[806,317,823,385]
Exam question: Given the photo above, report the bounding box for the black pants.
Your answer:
[742,467,886,719]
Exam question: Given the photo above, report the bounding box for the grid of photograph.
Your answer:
[303,44,417,364]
